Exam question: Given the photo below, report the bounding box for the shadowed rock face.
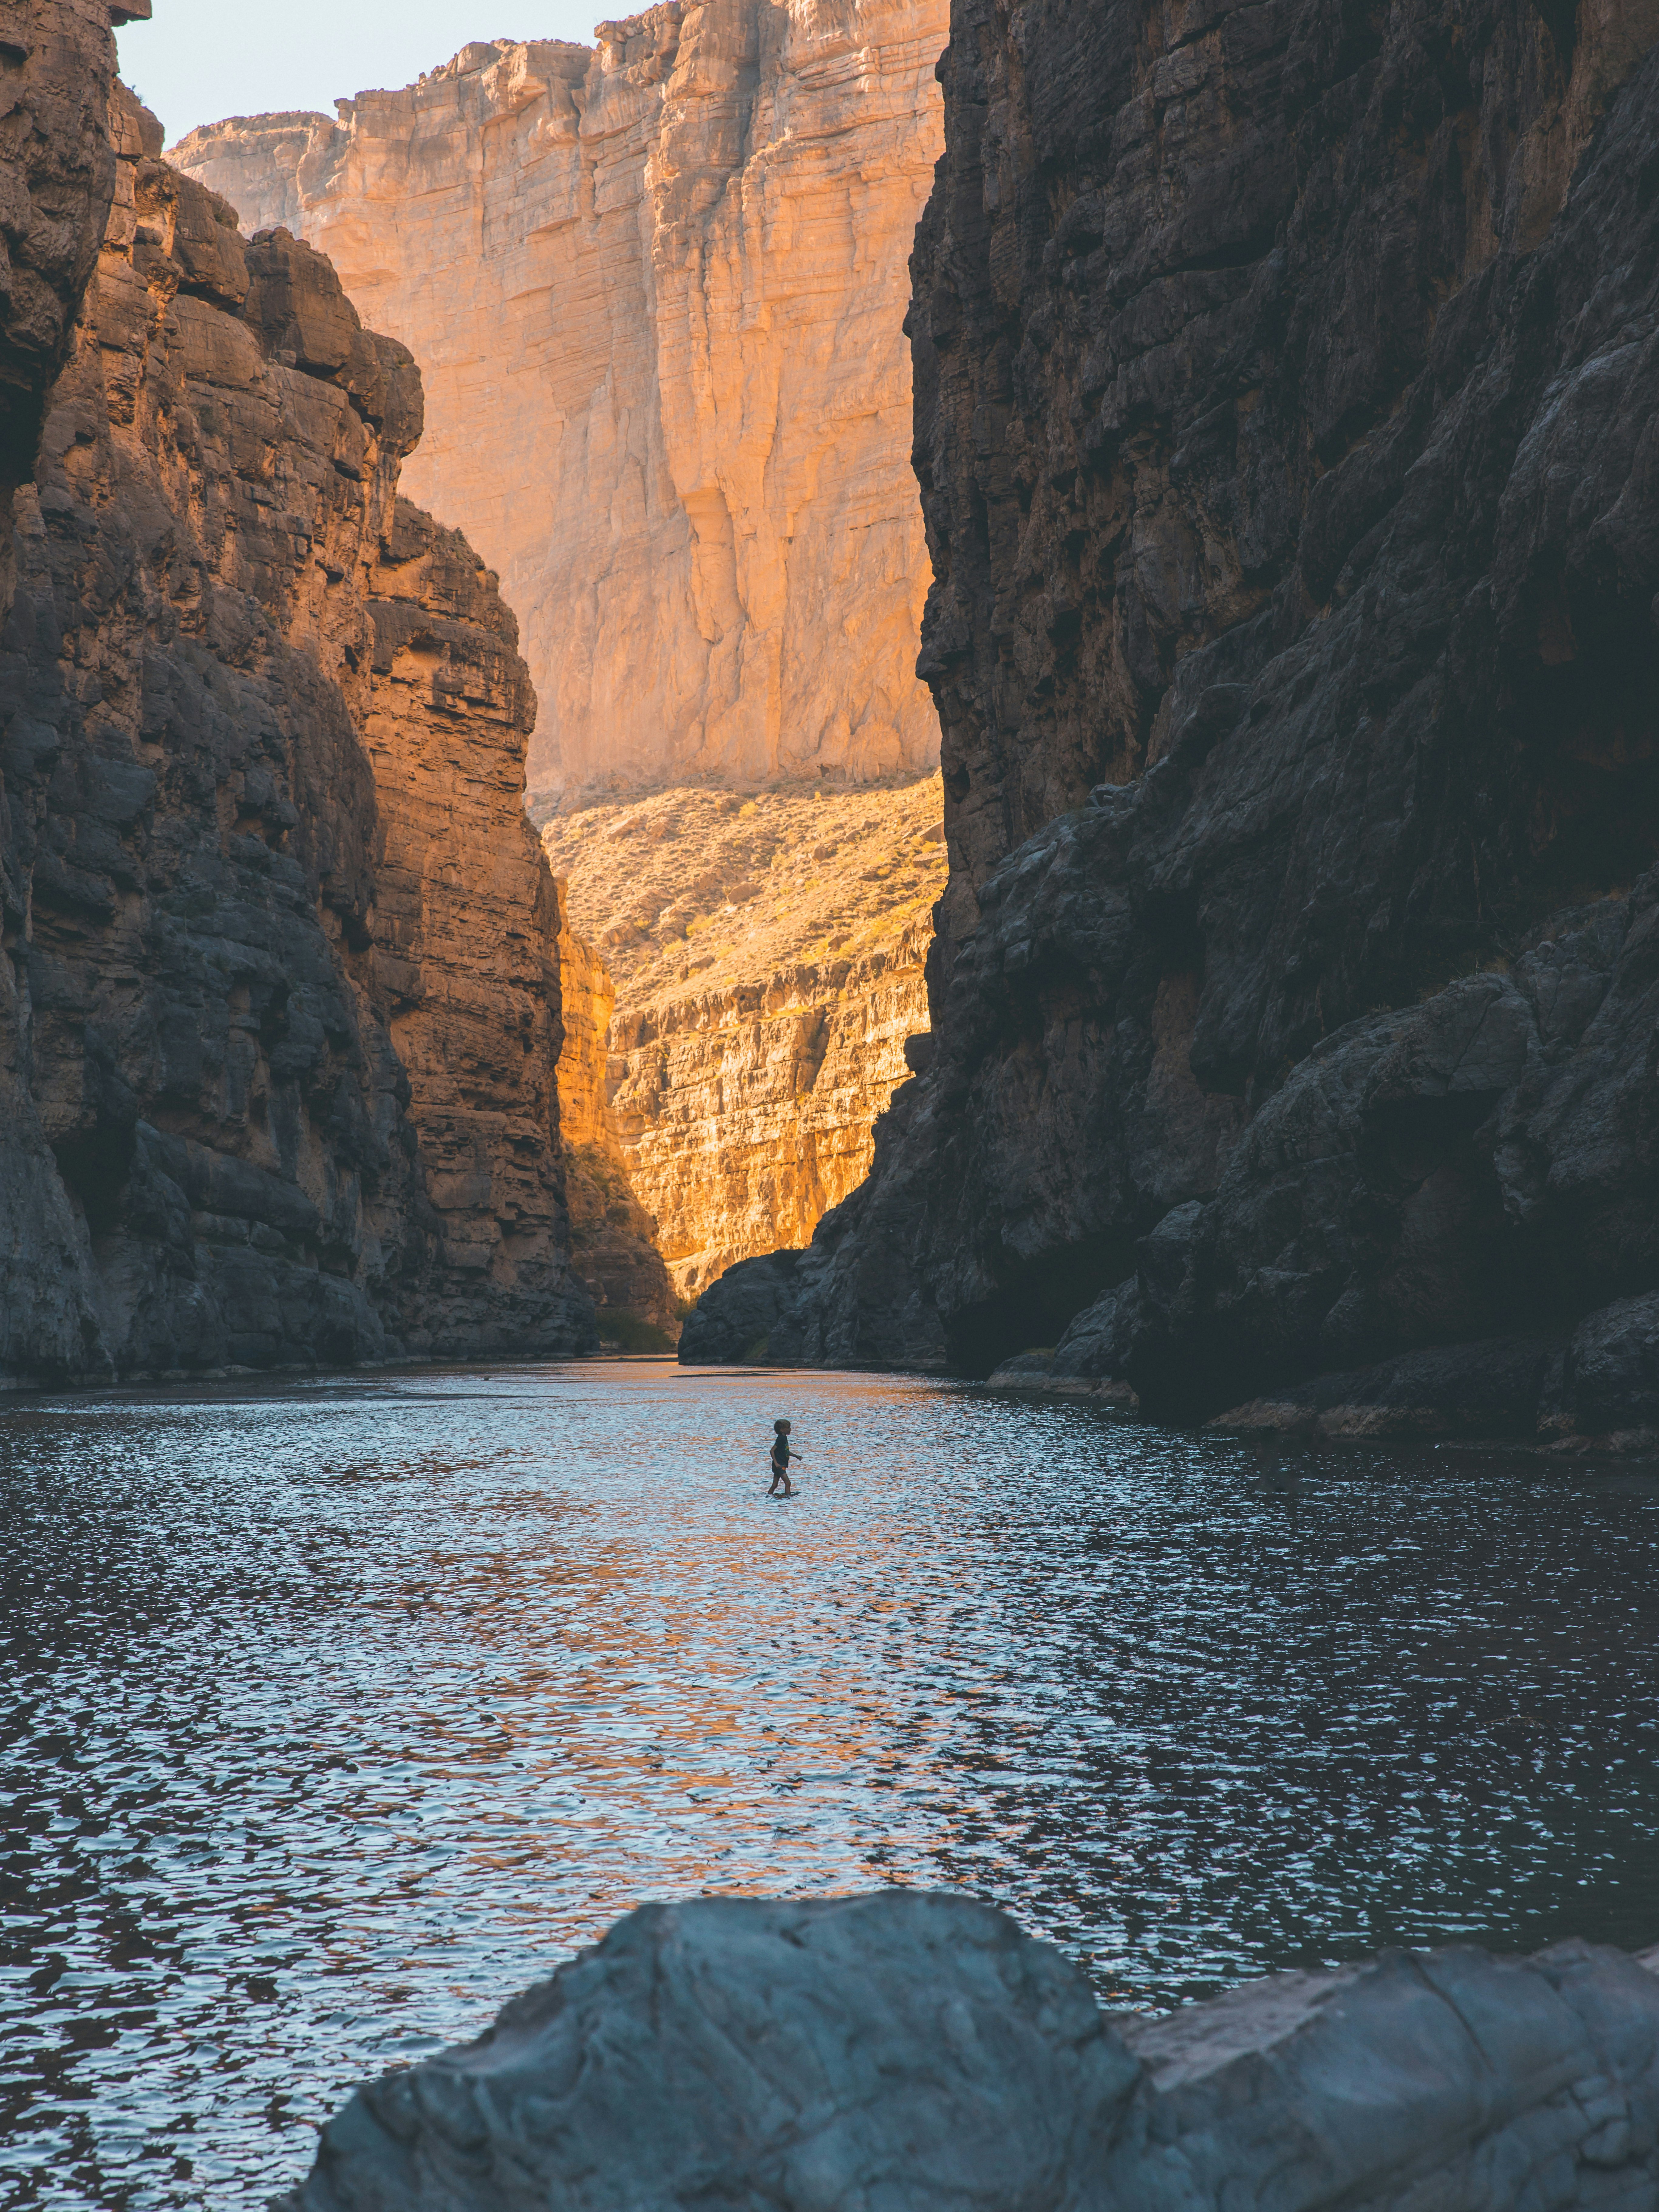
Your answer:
[687,0,1659,1439]
[0,94,594,1383]
[0,0,134,607]
[553,893,682,1341]
[277,1891,1659,2211]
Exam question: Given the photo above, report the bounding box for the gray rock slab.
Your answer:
[275,1891,1659,2212]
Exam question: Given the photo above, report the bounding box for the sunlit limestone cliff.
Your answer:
[544,778,945,1296]
[173,0,948,803]
[0,38,595,1383]
[175,0,952,1291]
[685,0,1659,1455]
[552,890,681,1340]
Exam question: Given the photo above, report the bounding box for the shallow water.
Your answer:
[4,1359,1659,2208]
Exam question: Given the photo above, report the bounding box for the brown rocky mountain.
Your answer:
[0,51,595,1383]
[171,0,947,803]
[0,0,139,608]
[684,0,1659,1452]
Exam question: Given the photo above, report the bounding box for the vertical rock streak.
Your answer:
[0,83,594,1382]
[174,0,950,801]
[553,885,682,1335]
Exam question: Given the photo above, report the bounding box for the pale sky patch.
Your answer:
[116,0,601,147]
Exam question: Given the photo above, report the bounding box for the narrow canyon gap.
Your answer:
[177,0,955,1301]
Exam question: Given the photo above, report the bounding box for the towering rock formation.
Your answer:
[0,75,594,1384]
[685,0,1659,1450]
[173,0,952,1297]
[173,0,948,802]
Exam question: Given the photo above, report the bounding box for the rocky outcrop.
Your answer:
[357,496,594,1355]
[277,1890,1659,2211]
[173,0,948,802]
[687,0,1659,1441]
[553,884,680,1341]
[545,777,945,1298]
[0,90,594,1385]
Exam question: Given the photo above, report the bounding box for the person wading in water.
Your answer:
[768,1419,801,1498]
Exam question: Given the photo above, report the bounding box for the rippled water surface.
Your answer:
[6,1361,1659,2207]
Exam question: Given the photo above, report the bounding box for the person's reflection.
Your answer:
[1252,1430,1305,1529]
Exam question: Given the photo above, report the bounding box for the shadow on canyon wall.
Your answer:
[685,0,1659,1454]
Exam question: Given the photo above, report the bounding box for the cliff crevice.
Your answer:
[554,888,682,1342]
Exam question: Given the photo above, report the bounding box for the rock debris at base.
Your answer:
[276,1890,1659,2212]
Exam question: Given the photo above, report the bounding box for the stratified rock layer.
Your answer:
[0,96,593,1384]
[174,0,947,800]
[277,1891,1659,2211]
[544,779,945,1296]
[689,0,1659,1443]
[614,915,934,1297]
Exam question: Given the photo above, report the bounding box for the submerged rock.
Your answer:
[277,1890,1659,2211]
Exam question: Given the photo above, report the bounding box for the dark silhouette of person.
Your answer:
[768,1419,800,1497]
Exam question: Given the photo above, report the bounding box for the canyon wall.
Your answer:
[685,0,1659,1449]
[173,0,949,804]
[0,77,594,1384]
[611,914,933,1297]
[544,777,944,1296]
[553,886,680,1338]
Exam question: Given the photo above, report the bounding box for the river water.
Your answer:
[4,1359,1659,2208]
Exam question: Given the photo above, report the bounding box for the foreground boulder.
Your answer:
[277,1891,1659,2211]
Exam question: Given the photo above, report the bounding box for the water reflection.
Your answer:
[3,1361,1659,2208]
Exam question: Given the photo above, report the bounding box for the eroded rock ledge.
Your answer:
[0,84,595,1384]
[277,1891,1659,2211]
[686,0,1659,1445]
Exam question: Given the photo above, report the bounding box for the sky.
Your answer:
[116,0,602,147]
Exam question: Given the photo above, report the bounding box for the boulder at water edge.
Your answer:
[275,1890,1659,2210]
